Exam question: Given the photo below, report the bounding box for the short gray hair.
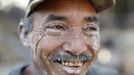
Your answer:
[21,16,33,33]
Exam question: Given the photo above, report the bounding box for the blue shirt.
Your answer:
[9,64,119,75]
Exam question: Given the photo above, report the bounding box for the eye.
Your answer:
[45,23,66,36]
[83,24,98,31]
[47,23,65,30]
[85,26,97,31]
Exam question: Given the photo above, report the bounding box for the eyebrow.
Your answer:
[84,16,98,22]
[47,15,67,21]
[46,15,98,23]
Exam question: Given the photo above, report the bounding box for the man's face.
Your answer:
[26,0,100,75]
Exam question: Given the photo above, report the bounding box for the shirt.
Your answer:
[9,64,119,75]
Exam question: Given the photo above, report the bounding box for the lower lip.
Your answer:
[55,62,83,74]
[61,66,81,74]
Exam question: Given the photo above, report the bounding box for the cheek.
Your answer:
[29,31,42,50]
[36,35,64,58]
[86,34,100,51]
[32,35,65,69]
[91,35,100,50]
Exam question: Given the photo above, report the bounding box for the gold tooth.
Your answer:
[67,62,69,66]
[62,61,83,67]
[73,61,83,67]
[73,62,76,66]
[79,62,82,66]
[74,62,79,66]
[77,62,80,66]
[78,62,80,66]
[79,62,81,66]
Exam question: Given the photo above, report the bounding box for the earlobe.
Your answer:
[23,37,31,48]
[18,21,31,48]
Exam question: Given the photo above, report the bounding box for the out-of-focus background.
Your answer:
[0,0,134,75]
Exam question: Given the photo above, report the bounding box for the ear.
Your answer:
[18,20,31,48]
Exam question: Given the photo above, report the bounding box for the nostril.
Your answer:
[65,51,74,56]
[63,41,88,56]
[63,34,89,55]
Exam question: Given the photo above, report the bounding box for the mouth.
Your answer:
[49,57,90,74]
[52,60,87,74]
[48,55,90,67]
[48,52,92,74]
[55,60,84,67]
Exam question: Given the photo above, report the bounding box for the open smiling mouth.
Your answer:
[48,52,93,68]
[48,53,93,74]
[54,60,84,67]
[47,52,93,74]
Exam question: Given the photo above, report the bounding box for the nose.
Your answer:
[63,35,88,56]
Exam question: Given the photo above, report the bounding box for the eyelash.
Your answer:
[46,23,98,32]
[46,23,65,30]
[83,24,98,31]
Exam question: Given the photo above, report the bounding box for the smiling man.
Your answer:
[9,0,118,75]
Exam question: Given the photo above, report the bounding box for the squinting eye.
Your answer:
[85,26,97,31]
[47,24,65,30]
[83,25,98,31]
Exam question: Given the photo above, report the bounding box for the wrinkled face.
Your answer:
[22,0,100,75]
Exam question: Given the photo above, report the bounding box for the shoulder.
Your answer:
[9,64,28,75]
[87,65,120,75]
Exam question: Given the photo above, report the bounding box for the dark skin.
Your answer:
[19,0,100,75]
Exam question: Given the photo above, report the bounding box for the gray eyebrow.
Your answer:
[47,15,67,21]
[46,15,98,23]
[84,16,98,22]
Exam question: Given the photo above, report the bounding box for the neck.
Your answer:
[23,61,48,75]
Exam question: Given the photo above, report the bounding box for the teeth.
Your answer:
[78,62,82,66]
[61,61,83,67]
[74,62,79,66]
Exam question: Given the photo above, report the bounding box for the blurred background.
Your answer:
[0,0,134,75]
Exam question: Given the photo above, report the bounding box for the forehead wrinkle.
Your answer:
[32,0,97,27]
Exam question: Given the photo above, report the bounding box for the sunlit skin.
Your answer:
[20,0,100,75]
